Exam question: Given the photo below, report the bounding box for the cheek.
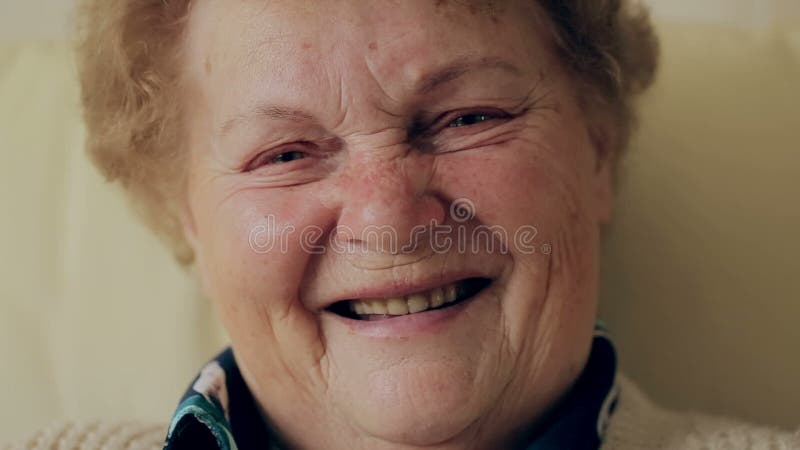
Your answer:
[192,185,331,309]
[435,138,592,246]
[434,129,600,355]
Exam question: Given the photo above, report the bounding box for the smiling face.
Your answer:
[181,0,614,448]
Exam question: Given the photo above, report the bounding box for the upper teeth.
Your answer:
[350,283,459,316]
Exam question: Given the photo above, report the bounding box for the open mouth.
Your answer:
[327,277,492,321]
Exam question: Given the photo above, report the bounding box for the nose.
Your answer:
[333,154,446,259]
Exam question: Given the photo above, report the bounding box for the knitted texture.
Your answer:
[601,376,800,450]
[3,422,165,450]
[6,377,798,450]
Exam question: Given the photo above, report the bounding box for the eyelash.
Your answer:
[443,110,508,129]
[243,143,314,172]
[244,109,510,171]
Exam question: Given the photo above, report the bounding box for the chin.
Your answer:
[344,361,494,447]
[318,279,513,444]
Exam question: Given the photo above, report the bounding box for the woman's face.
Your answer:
[183,0,614,448]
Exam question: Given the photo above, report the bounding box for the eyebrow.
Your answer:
[415,57,523,95]
[218,57,523,137]
[219,105,314,137]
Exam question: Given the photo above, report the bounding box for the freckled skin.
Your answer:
[182,1,614,449]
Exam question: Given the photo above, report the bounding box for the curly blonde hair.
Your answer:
[76,0,658,265]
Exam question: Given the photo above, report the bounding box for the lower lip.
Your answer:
[327,285,490,339]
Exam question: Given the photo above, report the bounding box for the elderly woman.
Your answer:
[11,1,797,449]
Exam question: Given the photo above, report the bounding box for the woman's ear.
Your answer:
[594,155,615,225]
[589,124,616,225]
[180,200,205,272]
[180,200,199,252]
[180,204,215,295]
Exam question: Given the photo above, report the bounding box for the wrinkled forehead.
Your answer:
[183,0,553,124]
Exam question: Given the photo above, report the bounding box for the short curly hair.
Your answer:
[76,0,659,265]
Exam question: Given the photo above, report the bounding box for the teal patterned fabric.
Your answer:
[166,393,237,450]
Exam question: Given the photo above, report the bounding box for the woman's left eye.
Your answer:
[447,113,494,128]
[271,150,307,164]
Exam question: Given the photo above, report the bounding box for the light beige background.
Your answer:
[1,0,799,40]
[1,0,799,444]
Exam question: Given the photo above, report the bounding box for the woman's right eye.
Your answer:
[244,147,310,172]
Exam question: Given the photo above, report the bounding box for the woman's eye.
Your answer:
[245,148,310,172]
[448,113,494,128]
[271,150,307,164]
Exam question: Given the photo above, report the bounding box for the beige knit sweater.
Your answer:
[5,376,798,450]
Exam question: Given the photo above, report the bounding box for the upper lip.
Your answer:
[319,272,491,310]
